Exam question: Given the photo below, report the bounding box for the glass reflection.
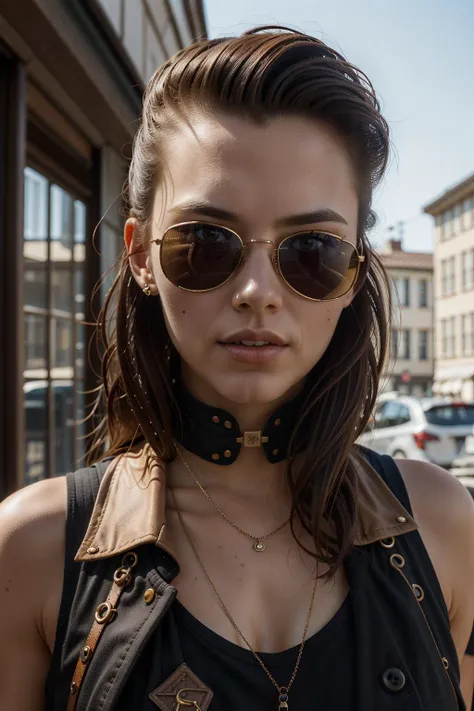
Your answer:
[24,168,48,309]
[24,379,47,485]
[52,380,74,476]
[52,318,73,372]
[24,313,47,376]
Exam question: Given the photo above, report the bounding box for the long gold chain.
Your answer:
[177,448,290,552]
[171,487,318,709]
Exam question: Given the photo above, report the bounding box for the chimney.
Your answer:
[387,239,403,252]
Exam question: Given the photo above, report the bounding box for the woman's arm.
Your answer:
[397,460,474,664]
[0,477,66,711]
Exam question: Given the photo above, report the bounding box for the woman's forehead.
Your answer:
[156,113,358,231]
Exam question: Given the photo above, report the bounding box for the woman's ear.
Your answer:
[124,218,158,295]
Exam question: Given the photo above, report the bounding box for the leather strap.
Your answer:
[66,554,137,711]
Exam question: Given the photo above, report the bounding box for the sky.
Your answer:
[203,0,474,252]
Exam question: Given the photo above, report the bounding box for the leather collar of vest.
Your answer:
[75,444,418,563]
[174,384,308,465]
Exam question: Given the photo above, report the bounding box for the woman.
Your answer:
[0,26,473,711]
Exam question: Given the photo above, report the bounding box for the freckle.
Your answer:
[182,310,186,314]
[194,576,198,582]
[218,545,222,549]
[240,563,245,567]
[237,577,243,582]
[234,555,238,559]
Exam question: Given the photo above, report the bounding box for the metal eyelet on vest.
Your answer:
[389,553,406,570]
[380,537,395,549]
[412,583,425,602]
[442,657,449,670]
[80,645,91,664]
[95,601,117,624]
[113,567,132,587]
[122,551,138,569]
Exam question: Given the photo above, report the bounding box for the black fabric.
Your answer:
[467,626,474,657]
[163,595,354,710]
[174,382,309,465]
[45,460,110,706]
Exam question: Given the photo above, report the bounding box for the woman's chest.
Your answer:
[170,520,349,653]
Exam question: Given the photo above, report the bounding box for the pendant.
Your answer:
[278,703,288,710]
[253,540,266,552]
[278,690,289,709]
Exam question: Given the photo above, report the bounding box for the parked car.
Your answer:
[359,396,474,469]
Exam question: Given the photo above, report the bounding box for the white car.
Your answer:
[359,396,474,468]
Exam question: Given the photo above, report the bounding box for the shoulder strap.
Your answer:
[361,447,414,516]
[48,461,111,688]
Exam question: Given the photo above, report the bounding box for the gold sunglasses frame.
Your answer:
[150,220,365,302]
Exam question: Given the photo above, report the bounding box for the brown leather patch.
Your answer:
[149,663,214,710]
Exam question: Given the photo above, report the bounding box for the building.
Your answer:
[424,173,474,400]
[378,239,434,396]
[0,0,206,499]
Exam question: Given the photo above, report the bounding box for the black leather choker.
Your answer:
[174,384,307,465]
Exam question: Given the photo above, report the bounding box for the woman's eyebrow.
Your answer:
[169,201,348,227]
[276,209,348,227]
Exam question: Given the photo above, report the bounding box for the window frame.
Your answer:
[23,164,89,483]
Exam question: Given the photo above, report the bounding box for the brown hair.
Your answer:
[93,26,391,576]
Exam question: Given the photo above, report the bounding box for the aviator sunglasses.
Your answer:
[151,221,365,301]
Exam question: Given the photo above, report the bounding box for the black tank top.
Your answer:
[45,449,465,710]
[159,594,354,709]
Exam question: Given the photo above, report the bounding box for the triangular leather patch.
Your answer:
[149,663,214,710]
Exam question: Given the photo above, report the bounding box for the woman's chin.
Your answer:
[201,373,303,410]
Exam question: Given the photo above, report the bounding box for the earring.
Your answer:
[143,284,151,297]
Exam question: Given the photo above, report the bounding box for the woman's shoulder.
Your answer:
[395,458,474,659]
[395,458,474,544]
[0,476,67,651]
[0,475,67,555]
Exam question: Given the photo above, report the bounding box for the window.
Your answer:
[436,213,445,241]
[394,277,410,307]
[454,203,462,234]
[419,279,428,307]
[425,404,474,426]
[450,316,456,355]
[390,328,398,360]
[462,198,473,231]
[391,330,411,360]
[23,167,87,485]
[441,319,447,356]
[375,401,412,428]
[462,313,474,355]
[464,249,474,290]
[399,329,411,360]
[441,260,447,296]
[442,257,456,295]
[441,318,456,357]
[444,209,454,238]
[449,256,456,294]
[418,330,429,360]
[462,314,471,355]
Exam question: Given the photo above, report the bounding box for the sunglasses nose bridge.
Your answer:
[242,239,278,266]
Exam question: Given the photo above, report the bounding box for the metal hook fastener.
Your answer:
[175,688,203,710]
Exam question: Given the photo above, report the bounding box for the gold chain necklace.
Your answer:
[171,487,318,710]
[177,448,291,552]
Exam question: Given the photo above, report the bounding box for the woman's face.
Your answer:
[127,113,359,413]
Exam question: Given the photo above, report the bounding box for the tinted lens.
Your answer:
[160,223,242,291]
[278,232,359,300]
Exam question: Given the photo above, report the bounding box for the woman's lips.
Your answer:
[217,342,288,364]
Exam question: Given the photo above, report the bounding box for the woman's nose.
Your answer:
[231,241,284,313]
